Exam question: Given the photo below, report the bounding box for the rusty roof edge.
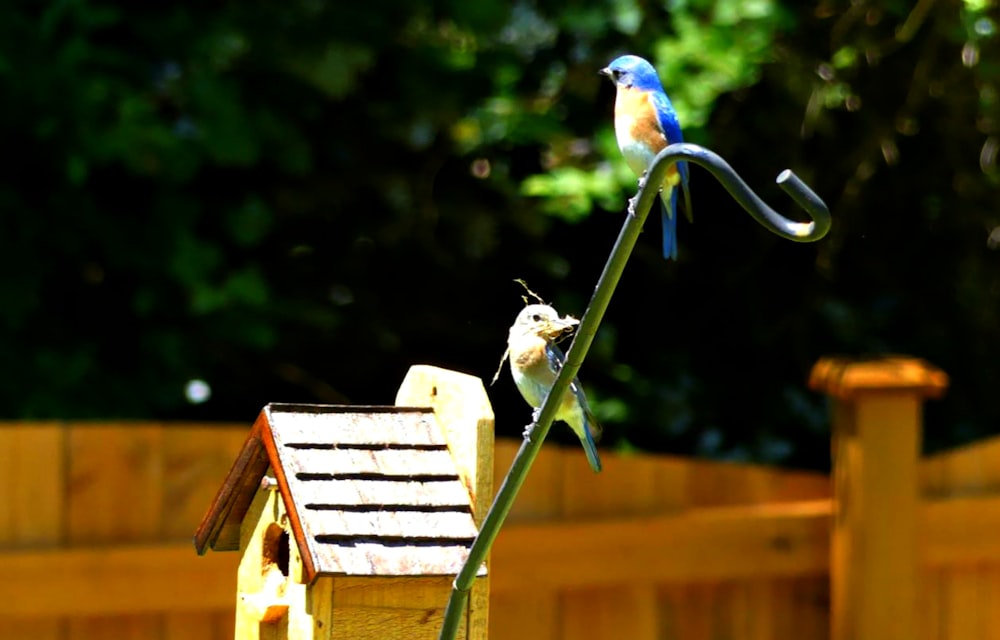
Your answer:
[192,411,270,554]
[261,404,322,585]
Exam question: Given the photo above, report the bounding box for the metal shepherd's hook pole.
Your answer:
[437,143,831,640]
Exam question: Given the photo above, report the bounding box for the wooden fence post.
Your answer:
[810,357,948,640]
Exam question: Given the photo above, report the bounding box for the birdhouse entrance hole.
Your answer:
[263,523,289,578]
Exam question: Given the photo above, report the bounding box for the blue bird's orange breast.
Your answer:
[614,87,679,187]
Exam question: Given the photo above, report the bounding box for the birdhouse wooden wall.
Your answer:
[235,478,322,638]
[195,365,494,640]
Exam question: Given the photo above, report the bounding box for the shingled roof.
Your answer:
[194,403,484,583]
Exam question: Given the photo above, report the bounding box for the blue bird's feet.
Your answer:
[522,407,543,439]
[628,172,649,218]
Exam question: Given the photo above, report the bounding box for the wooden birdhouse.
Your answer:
[194,366,494,640]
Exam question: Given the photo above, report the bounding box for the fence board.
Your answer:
[491,500,830,591]
[163,427,244,640]
[0,424,66,640]
[0,424,245,640]
[488,592,558,640]
[0,544,237,617]
[164,611,234,640]
[561,586,658,639]
[943,569,981,640]
[162,425,251,540]
[66,615,162,640]
[920,568,944,640]
[67,425,165,544]
[0,424,66,546]
[793,577,829,639]
[922,437,1000,640]
[923,495,1000,566]
[923,434,1000,496]
[65,426,165,640]
[488,438,832,640]
[987,566,1000,640]
[745,580,778,640]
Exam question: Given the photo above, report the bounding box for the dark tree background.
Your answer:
[3,0,998,470]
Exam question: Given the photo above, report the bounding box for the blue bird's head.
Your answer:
[600,55,665,92]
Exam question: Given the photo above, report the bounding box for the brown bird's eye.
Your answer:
[532,314,541,322]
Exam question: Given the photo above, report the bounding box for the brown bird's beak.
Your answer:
[558,316,580,329]
[545,315,579,341]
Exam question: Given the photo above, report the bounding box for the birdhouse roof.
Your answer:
[194,403,484,583]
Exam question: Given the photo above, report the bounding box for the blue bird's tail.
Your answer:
[660,194,678,260]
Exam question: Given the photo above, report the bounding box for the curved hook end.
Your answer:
[774,169,832,241]
[647,144,832,243]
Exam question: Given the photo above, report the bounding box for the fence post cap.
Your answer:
[809,356,949,400]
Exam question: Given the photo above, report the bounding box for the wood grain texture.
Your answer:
[292,479,473,509]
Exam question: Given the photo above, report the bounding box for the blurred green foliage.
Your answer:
[2,0,999,469]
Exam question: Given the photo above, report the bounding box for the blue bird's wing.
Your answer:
[650,90,692,224]
[649,91,686,182]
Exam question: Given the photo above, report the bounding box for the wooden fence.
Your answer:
[2,357,999,639]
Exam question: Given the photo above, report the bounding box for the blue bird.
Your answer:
[507,304,602,473]
[601,54,692,260]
